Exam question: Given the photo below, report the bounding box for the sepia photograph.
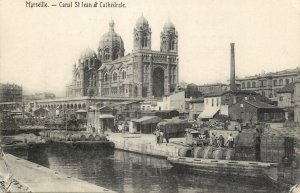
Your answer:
[0,0,300,192]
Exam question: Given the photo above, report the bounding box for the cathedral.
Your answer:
[66,15,179,99]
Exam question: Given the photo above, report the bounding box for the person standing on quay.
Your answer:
[227,134,234,148]
[155,129,160,144]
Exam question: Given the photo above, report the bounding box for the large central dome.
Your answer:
[98,19,125,62]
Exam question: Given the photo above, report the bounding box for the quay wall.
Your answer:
[2,153,116,192]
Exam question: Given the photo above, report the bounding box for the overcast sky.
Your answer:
[1,0,299,96]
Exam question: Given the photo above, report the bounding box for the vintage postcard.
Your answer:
[0,0,299,192]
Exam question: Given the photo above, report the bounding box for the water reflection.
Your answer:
[7,144,285,193]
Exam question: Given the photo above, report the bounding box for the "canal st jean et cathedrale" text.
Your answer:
[26,1,126,8]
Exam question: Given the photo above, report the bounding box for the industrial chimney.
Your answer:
[230,43,236,91]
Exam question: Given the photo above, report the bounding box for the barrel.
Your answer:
[70,133,86,141]
[87,134,95,141]
[225,149,235,160]
[193,147,205,158]
[213,149,223,160]
[178,147,192,157]
[203,146,214,159]
[95,135,101,141]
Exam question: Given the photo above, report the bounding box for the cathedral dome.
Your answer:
[163,19,175,32]
[98,19,124,53]
[135,15,149,29]
[80,47,97,60]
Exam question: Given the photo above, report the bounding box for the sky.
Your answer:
[0,0,300,96]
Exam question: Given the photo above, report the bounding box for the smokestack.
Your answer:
[230,43,236,91]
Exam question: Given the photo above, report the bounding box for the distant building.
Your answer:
[23,92,56,112]
[0,83,23,103]
[236,68,299,105]
[155,91,187,112]
[188,97,204,121]
[229,100,284,123]
[293,75,300,122]
[185,84,202,98]
[197,83,229,95]
[277,83,294,121]
[199,90,272,121]
[67,16,179,98]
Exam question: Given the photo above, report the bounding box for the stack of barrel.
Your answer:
[260,135,294,163]
[178,147,235,160]
[234,132,257,161]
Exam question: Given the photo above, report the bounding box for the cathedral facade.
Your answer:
[66,15,179,99]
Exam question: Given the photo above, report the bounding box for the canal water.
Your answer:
[7,144,286,193]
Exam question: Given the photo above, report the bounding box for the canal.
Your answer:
[6,144,285,193]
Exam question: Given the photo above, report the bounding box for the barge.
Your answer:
[167,156,278,179]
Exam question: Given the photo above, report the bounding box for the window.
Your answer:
[104,48,110,60]
[242,83,245,89]
[104,73,108,82]
[252,82,256,88]
[216,98,219,106]
[122,70,127,80]
[279,96,283,101]
[112,72,118,82]
[286,79,289,85]
[279,79,283,86]
[142,36,148,47]
[212,98,214,107]
[169,39,175,50]
[273,80,277,86]
[247,82,251,88]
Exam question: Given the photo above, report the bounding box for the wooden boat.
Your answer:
[167,156,278,179]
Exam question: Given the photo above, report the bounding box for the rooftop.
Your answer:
[244,100,281,109]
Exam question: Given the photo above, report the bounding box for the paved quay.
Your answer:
[1,153,116,192]
[106,132,187,158]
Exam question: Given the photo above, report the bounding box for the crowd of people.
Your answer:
[210,133,235,148]
[154,129,169,144]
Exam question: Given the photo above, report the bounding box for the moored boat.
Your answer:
[167,156,278,178]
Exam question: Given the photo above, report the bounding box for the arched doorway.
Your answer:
[153,67,164,98]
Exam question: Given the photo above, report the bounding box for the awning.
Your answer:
[199,109,219,119]
[99,114,115,119]
[132,116,161,125]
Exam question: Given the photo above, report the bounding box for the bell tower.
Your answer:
[133,15,151,50]
[160,19,178,53]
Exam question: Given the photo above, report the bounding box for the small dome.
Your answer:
[98,20,124,52]
[163,19,175,32]
[136,15,148,28]
[80,48,97,60]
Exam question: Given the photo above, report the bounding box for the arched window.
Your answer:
[252,82,256,88]
[142,36,148,47]
[169,39,175,50]
[279,79,283,86]
[247,82,251,88]
[104,48,110,60]
[286,79,289,85]
[242,82,245,89]
[104,73,108,82]
[121,70,126,80]
[112,72,118,82]
[273,80,277,86]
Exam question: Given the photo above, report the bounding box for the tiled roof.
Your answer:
[244,100,281,109]
[189,97,204,103]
